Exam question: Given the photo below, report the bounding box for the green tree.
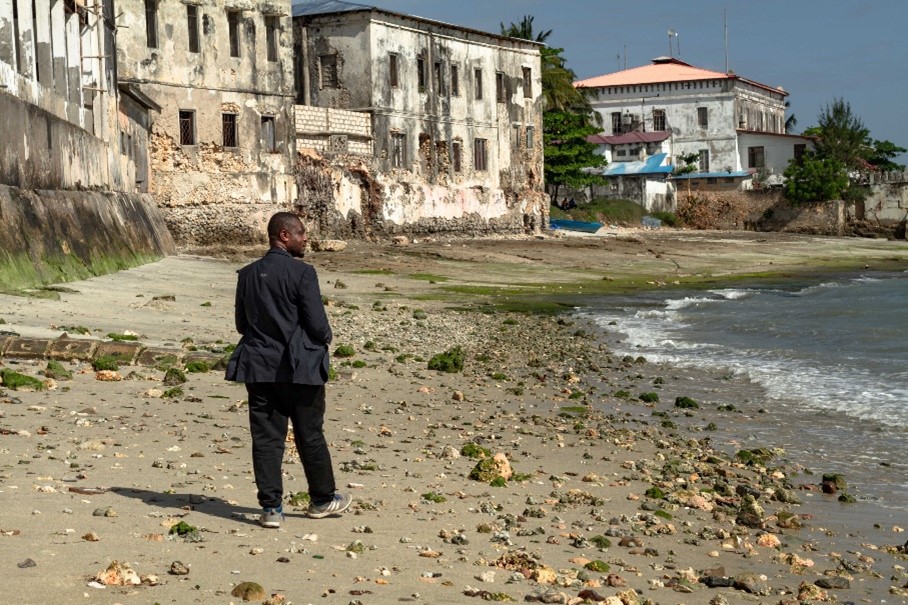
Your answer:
[501,16,604,200]
[543,109,605,201]
[812,98,870,170]
[783,153,848,203]
[866,139,907,172]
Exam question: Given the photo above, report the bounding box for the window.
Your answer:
[179,110,195,145]
[417,56,426,92]
[522,66,532,98]
[748,146,765,168]
[450,64,459,96]
[698,149,709,172]
[389,53,399,88]
[222,113,238,148]
[794,143,806,164]
[652,108,666,131]
[611,112,622,134]
[474,68,483,100]
[616,149,626,157]
[697,106,708,128]
[496,72,506,103]
[265,16,279,62]
[513,124,521,147]
[525,126,534,149]
[474,138,488,171]
[187,5,199,53]
[145,0,158,48]
[451,141,462,172]
[319,54,338,89]
[391,132,406,168]
[227,11,240,57]
[433,61,443,95]
[261,116,276,152]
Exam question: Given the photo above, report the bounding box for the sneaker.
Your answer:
[259,506,284,528]
[306,493,352,519]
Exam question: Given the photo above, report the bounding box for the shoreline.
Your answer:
[1,233,907,605]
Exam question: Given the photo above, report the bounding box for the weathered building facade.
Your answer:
[116,0,297,244]
[577,57,814,197]
[0,0,174,289]
[291,1,547,237]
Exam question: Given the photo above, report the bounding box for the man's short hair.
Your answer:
[267,212,303,240]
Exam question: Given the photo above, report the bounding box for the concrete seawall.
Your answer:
[0,185,176,291]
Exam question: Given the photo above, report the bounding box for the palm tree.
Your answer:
[500,15,596,118]
[784,101,798,134]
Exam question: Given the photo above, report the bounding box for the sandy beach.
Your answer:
[1,231,907,605]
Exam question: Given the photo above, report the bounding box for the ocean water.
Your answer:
[585,273,908,510]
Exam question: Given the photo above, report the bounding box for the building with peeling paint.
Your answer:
[0,0,175,290]
[290,0,547,237]
[115,0,297,244]
[577,57,814,194]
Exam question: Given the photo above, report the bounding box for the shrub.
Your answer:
[639,392,659,403]
[162,387,184,399]
[644,486,665,499]
[421,491,446,503]
[650,211,679,227]
[427,346,464,373]
[584,560,610,573]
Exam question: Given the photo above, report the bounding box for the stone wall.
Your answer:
[676,190,846,235]
[0,185,175,290]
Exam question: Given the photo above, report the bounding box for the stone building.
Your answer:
[115,0,297,244]
[291,0,547,237]
[577,57,814,194]
[0,0,174,289]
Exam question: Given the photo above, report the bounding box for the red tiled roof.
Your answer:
[588,130,672,146]
[575,57,785,96]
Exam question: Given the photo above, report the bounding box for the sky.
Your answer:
[355,0,908,165]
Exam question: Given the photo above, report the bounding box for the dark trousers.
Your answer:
[246,382,336,509]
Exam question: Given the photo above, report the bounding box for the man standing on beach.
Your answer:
[225,212,351,528]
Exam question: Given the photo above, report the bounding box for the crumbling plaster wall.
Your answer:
[117,0,297,245]
[295,11,546,237]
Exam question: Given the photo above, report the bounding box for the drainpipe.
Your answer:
[300,23,310,105]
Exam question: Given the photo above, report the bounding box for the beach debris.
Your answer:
[94,370,122,382]
[169,560,190,575]
[821,473,847,494]
[469,453,512,482]
[231,581,266,601]
[17,558,37,569]
[94,560,140,586]
[82,531,99,542]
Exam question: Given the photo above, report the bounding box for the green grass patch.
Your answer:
[584,560,610,573]
[287,491,311,506]
[639,392,660,403]
[162,387,184,399]
[168,521,198,536]
[59,325,91,335]
[674,396,699,409]
[354,269,396,275]
[653,509,673,520]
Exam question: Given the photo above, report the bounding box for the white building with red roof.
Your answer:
[576,57,814,207]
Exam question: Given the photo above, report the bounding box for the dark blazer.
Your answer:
[225,247,333,385]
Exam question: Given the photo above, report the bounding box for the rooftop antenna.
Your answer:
[724,9,729,73]
[667,29,676,57]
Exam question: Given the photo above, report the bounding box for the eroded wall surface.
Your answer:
[0,185,176,289]
[294,11,546,237]
[117,0,297,245]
